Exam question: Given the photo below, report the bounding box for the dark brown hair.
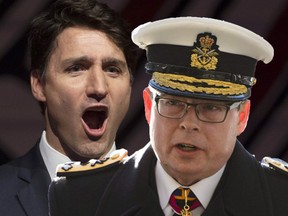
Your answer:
[28,0,138,78]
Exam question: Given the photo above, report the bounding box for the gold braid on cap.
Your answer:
[152,72,247,95]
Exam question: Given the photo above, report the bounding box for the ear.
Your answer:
[143,87,152,124]
[30,70,46,102]
[237,100,250,135]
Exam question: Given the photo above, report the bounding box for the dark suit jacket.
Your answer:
[0,143,50,216]
[49,141,288,216]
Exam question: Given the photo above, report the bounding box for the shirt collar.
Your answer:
[155,161,180,209]
[191,165,225,208]
[39,131,116,180]
[155,160,225,210]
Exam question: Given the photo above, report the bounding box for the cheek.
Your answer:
[149,113,174,152]
[46,86,75,106]
[108,81,131,126]
[44,81,82,119]
[149,108,160,139]
[210,121,238,154]
[120,84,131,103]
[204,126,236,171]
[114,83,131,112]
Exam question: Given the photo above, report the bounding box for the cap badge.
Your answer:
[191,33,219,70]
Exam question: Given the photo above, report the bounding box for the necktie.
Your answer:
[169,187,201,216]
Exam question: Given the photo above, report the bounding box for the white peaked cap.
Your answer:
[132,17,274,101]
[132,17,273,64]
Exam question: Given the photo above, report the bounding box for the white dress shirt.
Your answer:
[155,160,225,216]
[39,131,116,180]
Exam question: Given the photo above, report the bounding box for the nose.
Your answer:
[179,106,200,131]
[86,68,108,101]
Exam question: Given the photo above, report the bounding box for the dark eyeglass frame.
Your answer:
[154,95,243,123]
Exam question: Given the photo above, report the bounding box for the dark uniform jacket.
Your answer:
[0,143,50,216]
[49,141,288,216]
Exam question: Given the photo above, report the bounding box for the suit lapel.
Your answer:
[95,144,164,216]
[126,190,164,216]
[111,190,164,216]
[16,144,50,216]
[203,142,274,216]
[202,193,227,216]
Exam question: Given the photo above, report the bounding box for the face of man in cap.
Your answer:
[133,17,273,186]
[143,87,250,185]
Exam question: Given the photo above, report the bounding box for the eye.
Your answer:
[103,65,124,78]
[104,65,121,74]
[161,98,183,106]
[201,104,226,112]
[65,64,87,73]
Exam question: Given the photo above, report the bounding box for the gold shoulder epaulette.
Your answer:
[262,157,288,175]
[56,148,128,177]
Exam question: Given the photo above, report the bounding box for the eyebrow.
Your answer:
[61,56,127,68]
[102,57,127,69]
[61,56,92,67]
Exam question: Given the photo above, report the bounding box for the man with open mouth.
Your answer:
[0,0,138,216]
[50,17,288,216]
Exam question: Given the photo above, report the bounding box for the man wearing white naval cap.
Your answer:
[49,17,288,216]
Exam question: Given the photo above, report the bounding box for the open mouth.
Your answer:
[82,108,108,130]
[177,144,197,151]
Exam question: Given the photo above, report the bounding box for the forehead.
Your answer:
[52,26,124,58]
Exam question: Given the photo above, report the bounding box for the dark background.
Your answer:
[1,0,287,165]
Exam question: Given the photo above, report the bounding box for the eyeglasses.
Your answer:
[154,95,243,123]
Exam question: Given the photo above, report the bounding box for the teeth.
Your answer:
[178,144,196,150]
